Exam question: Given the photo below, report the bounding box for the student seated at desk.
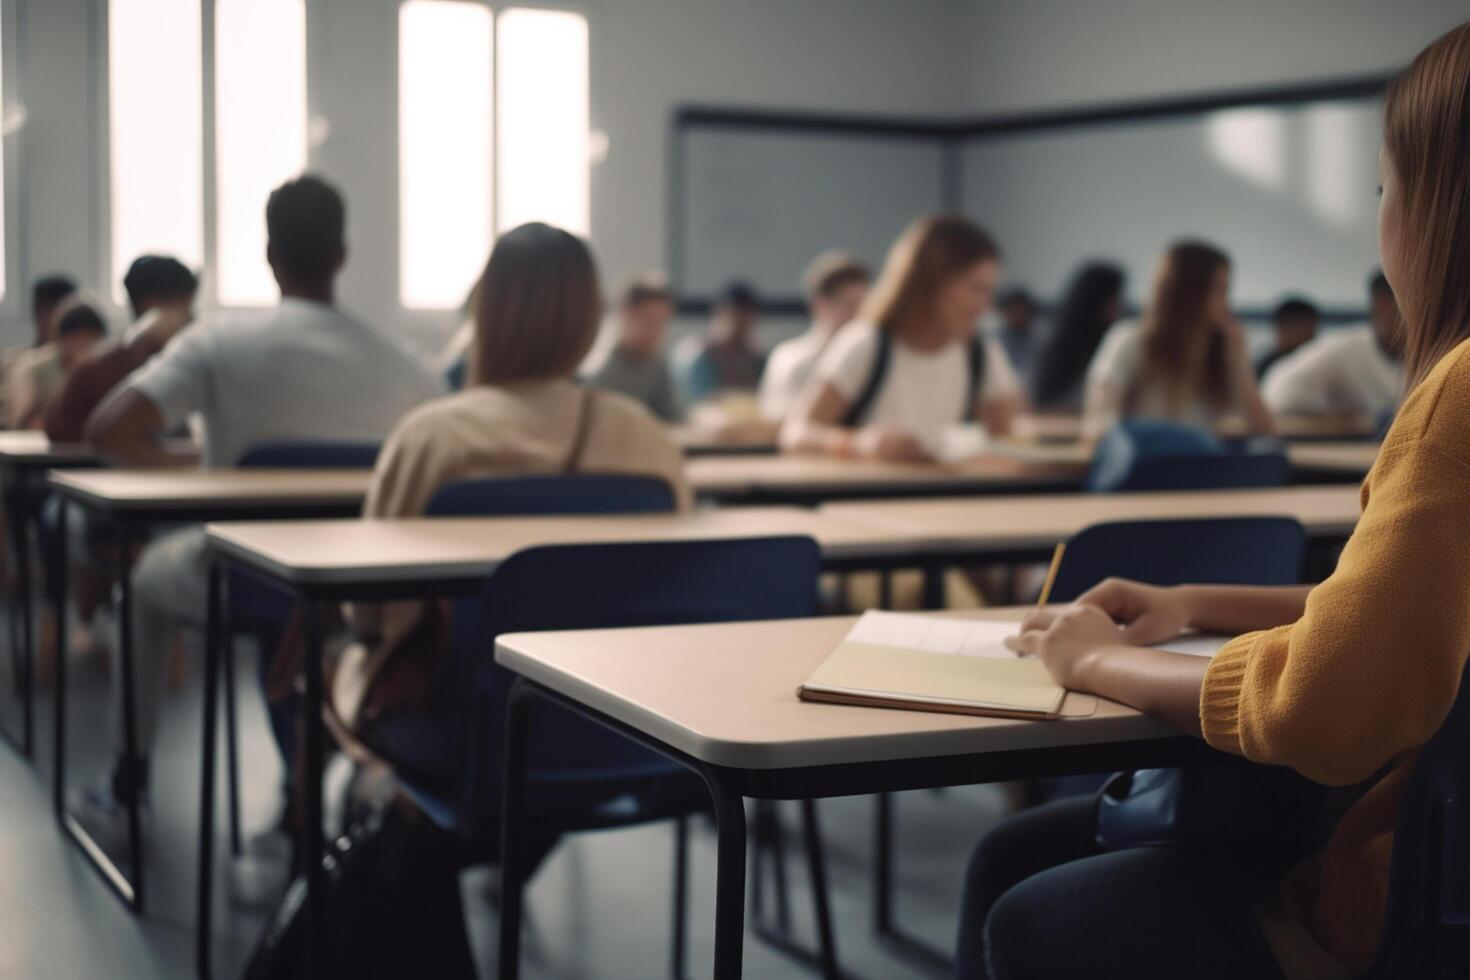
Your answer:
[993,285,1042,386]
[781,214,1022,461]
[583,271,683,423]
[1256,296,1321,380]
[330,221,689,769]
[0,274,76,424]
[79,174,442,827]
[759,250,870,422]
[673,280,766,404]
[1083,240,1275,441]
[8,299,109,431]
[1030,262,1126,412]
[44,255,197,442]
[957,24,1470,978]
[1262,272,1405,420]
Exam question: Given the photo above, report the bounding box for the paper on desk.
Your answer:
[1156,633,1231,658]
[848,610,1017,658]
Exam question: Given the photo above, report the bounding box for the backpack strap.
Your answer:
[564,386,596,473]
[965,333,987,422]
[840,328,893,428]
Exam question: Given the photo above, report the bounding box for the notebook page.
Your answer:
[847,610,1019,659]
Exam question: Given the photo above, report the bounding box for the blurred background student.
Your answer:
[0,275,77,424]
[8,297,108,431]
[1255,296,1321,379]
[1262,270,1405,420]
[782,214,1022,462]
[673,280,766,405]
[993,285,1042,386]
[44,255,198,443]
[1083,240,1274,441]
[1029,262,1127,413]
[584,271,683,423]
[759,250,870,422]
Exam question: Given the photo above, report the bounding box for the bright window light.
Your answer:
[1205,107,1286,192]
[0,21,8,303]
[215,0,308,306]
[496,7,589,236]
[399,0,493,310]
[109,0,204,303]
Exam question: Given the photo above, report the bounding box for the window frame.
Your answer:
[0,0,23,315]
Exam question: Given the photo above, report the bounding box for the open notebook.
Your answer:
[798,610,1228,720]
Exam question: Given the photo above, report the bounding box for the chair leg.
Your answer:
[670,815,689,980]
[873,792,893,934]
[222,635,242,857]
[768,802,791,932]
[800,799,841,980]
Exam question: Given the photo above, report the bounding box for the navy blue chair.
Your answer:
[1088,420,1289,492]
[374,534,823,979]
[425,474,676,518]
[1367,668,1470,977]
[1049,516,1308,603]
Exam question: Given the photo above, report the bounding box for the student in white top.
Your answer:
[782,215,1022,462]
[1084,240,1274,441]
[759,251,870,421]
[81,175,443,828]
[1261,271,1405,419]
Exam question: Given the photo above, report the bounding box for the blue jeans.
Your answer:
[956,797,1289,980]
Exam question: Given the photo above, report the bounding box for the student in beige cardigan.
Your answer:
[333,223,690,735]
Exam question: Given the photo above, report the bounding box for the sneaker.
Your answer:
[67,779,149,861]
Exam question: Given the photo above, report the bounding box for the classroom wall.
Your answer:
[1,0,970,352]
[957,0,1467,116]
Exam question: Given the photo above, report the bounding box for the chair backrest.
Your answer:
[235,440,381,469]
[424,474,676,518]
[1087,419,1288,492]
[453,536,821,825]
[1049,517,1307,603]
[1372,668,1470,977]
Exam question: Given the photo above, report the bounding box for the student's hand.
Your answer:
[854,426,932,463]
[1004,603,1124,689]
[1075,578,1191,645]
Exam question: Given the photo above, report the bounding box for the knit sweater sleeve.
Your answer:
[1200,437,1470,785]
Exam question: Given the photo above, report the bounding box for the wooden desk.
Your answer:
[0,435,99,759]
[1010,414,1380,446]
[671,425,779,457]
[493,611,1218,978]
[687,454,1087,505]
[45,467,371,916]
[1286,441,1380,481]
[205,507,919,588]
[821,484,1362,558]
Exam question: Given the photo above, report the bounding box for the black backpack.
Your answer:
[840,329,987,428]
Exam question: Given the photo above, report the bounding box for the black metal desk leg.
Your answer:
[498,678,533,980]
[6,476,35,757]
[196,563,223,980]
[801,799,841,979]
[701,767,748,980]
[51,498,69,812]
[115,524,146,910]
[301,599,326,980]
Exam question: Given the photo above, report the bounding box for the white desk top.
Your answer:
[48,468,372,512]
[205,507,918,586]
[686,453,1086,496]
[822,484,1362,553]
[0,431,97,465]
[1286,441,1380,476]
[495,610,1177,770]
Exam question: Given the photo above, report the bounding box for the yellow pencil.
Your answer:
[1036,542,1066,608]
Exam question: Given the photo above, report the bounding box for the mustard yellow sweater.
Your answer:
[1201,337,1470,972]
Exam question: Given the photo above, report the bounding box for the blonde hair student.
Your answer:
[955,21,1470,979]
[781,214,1022,462]
[1083,239,1275,440]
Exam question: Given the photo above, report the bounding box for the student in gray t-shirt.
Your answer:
[585,272,683,423]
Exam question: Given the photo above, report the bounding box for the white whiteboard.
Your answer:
[960,98,1384,312]
[678,127,947,301]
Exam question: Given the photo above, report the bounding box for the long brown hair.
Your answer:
[1132,240,1232,413]
[1384,21,1470,387]
[861,215,1000,335]
[468,222,602,386]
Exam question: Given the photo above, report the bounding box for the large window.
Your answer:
[108,0,205,299]
[398,0,494,311]
[399,2,590,309]
[108,0,306,307]
[214,0,308,306]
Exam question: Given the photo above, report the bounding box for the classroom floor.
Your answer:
[1,620,1017,980]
